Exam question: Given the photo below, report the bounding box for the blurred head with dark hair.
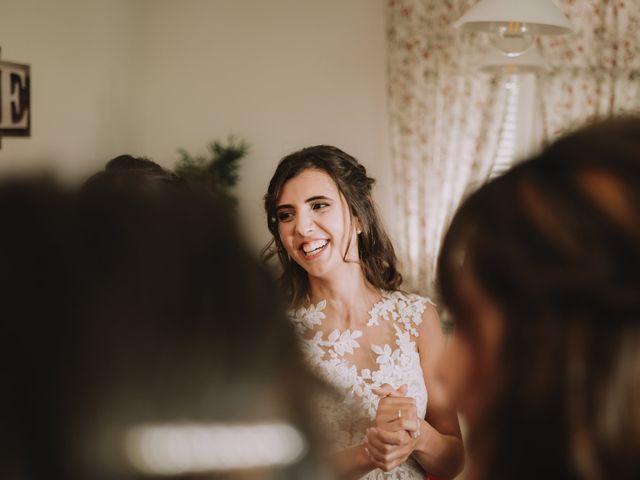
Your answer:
[83,154,180,193]
[437,117,640,480]
[1,180,328,479]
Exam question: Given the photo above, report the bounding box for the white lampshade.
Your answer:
[478,46,550,74]
[455,0,573,35]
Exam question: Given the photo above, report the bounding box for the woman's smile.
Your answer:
[300,238,329,258]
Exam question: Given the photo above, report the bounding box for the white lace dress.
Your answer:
[290,290,430,479]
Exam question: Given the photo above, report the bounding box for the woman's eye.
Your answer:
[277,211,294,222]
[312,202,329,210]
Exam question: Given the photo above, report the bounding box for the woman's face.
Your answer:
[275,168,359,280]
[441,269,505,429]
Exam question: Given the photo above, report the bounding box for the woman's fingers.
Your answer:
[372,383,408,398]
[378,395,417,410]
[366,436,401,456]
[382,418,420,433]
[378,399,417,419]
[372,383,396,397]
[367,427,407,447]
[375,395,418,427]
[393,405,418,420]
[375,412,417,429]
[366,448,404,472]
[365,427,414,472]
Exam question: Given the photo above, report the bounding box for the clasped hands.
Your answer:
[365,383,421,472]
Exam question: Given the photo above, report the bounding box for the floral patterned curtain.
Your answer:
[387,0,640,295]
[386,0,506,295]
[538,0,640,140]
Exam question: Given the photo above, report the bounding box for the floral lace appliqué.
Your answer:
[289,291,431,479]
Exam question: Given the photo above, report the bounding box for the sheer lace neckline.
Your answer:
[296,289,392,332]
[290,290,426,364]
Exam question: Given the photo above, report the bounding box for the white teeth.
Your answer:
[302,240,328,254]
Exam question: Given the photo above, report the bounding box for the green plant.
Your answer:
[174,136,249,205]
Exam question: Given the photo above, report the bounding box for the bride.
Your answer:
[263,145,463,479]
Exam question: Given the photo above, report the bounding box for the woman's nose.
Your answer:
[295,213,314,236]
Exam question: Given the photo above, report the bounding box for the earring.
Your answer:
[357,229,362,234]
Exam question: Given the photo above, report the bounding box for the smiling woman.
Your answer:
[264,146,402,308]
[263,146,464,480]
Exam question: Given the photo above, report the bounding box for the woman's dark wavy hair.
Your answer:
[438,117,640,479]
[263,145,402,306]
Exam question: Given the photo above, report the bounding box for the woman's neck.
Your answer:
[307,264,380,329]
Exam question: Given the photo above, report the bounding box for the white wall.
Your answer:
[0,0,142,179]
[134,0,391,249]
[0,0,391,250]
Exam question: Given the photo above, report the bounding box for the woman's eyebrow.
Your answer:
[305,195,331,203]
[276,195,332,210]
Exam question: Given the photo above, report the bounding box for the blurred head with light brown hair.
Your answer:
[438,117,640,480]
